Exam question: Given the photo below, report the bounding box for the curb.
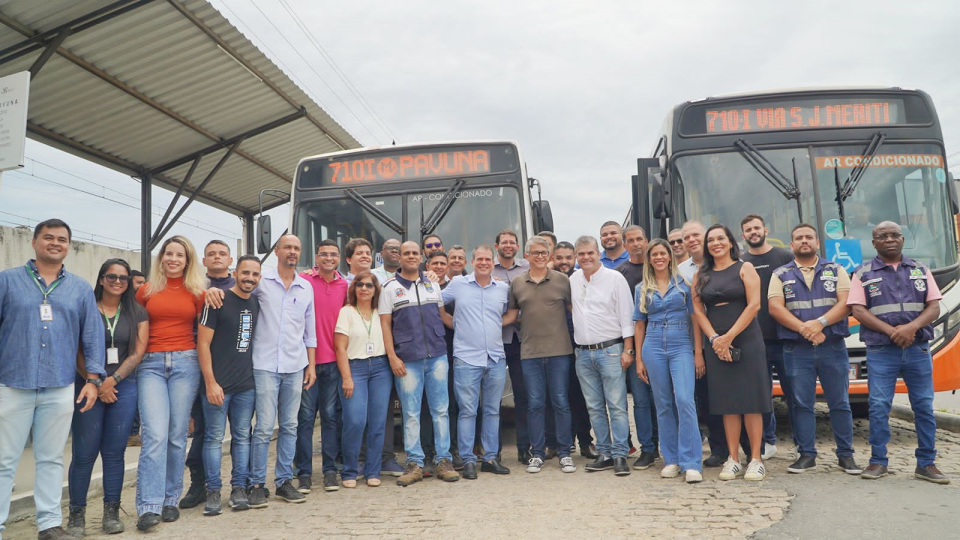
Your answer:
[890,403,960,434]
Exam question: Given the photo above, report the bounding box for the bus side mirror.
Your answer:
[949,172,959,214]
[256,215,272,254]
[651,172,672,219]
[532,200,554,234]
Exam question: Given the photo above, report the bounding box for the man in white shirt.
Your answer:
[678,221,705,283]
[569,236,635,477]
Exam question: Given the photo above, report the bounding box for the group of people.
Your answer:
[0,215,949,540]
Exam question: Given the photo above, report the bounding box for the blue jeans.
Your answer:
[625,365,658,454]
[340,356,393,480]
[642,322,701,472]
[201,388,255,490]
[0,384,73,536]
[395,354,451,466]
[69,376,138,507]
[866,342,937,467]
[295,363,341,477]
[521,356,573,459]
[135,350,200,516]
[252,369,303,487]
[784,339,855,458]
[764,340,795,446]
[455,357,507,463]
[575,343,630,459]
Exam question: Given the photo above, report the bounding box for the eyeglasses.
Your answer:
[424,242,442,249]
[873,232,903,241]
[355,282,375,289]
[669,239,684,245]
[104,274,130,283]
[528,250,550,258]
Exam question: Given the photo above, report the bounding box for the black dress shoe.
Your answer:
[462,462,478,480]
[161,505,180,522]
[614,457,631,476]
[703,453,728,468]
[137,513,161,531]
[481,459,511,475]
[580,443,599,459]
[585,456,615,472]
[517,449,533,465]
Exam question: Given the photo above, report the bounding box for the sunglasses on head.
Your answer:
[669,239,684,245]
[425,242,442,249]
[104,273,130,283]
[355,282,375,289]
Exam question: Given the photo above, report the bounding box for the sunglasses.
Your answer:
[425,242,442,249]
[668,239,684,245]
[104,273,130,283]
[383,246,400,252]
[355,282,376,289]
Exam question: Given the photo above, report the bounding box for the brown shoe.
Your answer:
[128,434,142,447]
[436,459,460,482]
[860,463,888,479]
[915,464,950,485]
[38,526,77,540]
[396,462,423,487]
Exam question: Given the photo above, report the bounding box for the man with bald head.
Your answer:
[848,222,949,484]
[379,241,459,486]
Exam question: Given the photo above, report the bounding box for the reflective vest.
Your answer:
[773,259,850,341]
[854,256,934,346]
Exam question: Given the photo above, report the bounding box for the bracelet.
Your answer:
[709,334,720,344]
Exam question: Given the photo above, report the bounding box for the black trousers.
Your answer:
[185,392,205,482]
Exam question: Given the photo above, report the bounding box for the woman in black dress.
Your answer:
[692,224,770,481]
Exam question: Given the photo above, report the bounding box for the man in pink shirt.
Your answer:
[295,239,348,493]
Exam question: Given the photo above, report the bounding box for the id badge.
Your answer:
[366,342,375,355]
[107,347,120,365]
[40,304,54,322]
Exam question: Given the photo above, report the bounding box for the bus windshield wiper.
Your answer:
[833,131,886,234]
[344,188,405,235]
[735,139,803,220]
[420,178,466,237]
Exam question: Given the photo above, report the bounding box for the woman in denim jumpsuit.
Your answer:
[633,239,705,483]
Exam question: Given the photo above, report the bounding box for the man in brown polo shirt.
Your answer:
[502,236,576,474]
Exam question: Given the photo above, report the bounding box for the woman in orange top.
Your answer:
[134,236,206,531]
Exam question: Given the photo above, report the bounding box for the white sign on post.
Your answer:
[0,71,30,173]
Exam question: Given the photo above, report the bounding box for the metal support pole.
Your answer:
[140,174,152,273]
[28,28,71,79]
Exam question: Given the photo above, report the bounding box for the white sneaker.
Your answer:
[762,444,778,460]
[560,456,577,473]
[685,470,703,483]
[719,458,743,481]
[744,459,766,481]
[660,464,681,478]
[526,456,544,473]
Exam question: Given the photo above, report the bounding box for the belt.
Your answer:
[577,337,623,351]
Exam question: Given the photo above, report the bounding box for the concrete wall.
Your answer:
[0,225,140,285]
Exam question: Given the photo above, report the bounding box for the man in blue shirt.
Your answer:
[0,219,105,540]
[441,246,511,479]
[599,221,629,269]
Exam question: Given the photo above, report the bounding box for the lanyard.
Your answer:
[25,264,64,304]
[354,306,374,339]
[100,303,122,348]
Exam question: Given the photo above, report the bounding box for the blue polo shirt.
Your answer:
[600,250,629,269]
[441,274,509,367]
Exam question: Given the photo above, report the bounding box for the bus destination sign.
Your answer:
[322,149,491,185]
[704,99,905,134]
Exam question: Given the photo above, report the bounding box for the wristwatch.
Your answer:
[817,316,829,327]
[111,374,122,384]
[625,349,636,355]
[85,377,102,388]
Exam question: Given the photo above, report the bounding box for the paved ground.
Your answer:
[6,403,958,539]
[895,389,960,415]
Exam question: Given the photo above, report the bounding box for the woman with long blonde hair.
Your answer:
[633,239,705,483]
[134,236,207,531]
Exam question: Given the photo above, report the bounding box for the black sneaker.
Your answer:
[323,472,339,492]
[179,482,206,509]
[614,457,631,476]
[203,490,222,516]
[229,486,250,511]
[518,448,533,465]
[246,485,268,508]
[633,451,657,470]
[787,455,817,474]
[161,505,180,522]
[703,453,728,468]
[136,513,161,531]
[585,456,615,472]
[66,506,84,537]
[915,464,951,485]
[452,454,465,471]
[297,475,312,494]
[276,480,306,503]
[838,456,863,475]
[544,446,558,460]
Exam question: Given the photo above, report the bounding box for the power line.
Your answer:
[0,210,138,250]
[278,0,397,141]
[246,0,382,144]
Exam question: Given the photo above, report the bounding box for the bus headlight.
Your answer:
[948,309,960,331]
[933,323,945,342]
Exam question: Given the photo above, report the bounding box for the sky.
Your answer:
[1,0,958,268]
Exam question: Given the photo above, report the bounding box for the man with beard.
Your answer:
[492,230,531,463]
[423,235,444,257]
[740,215,794,459]
[768,224,860,476]
[554,242,596,458]
[668,229,688,264]
[599,221,629,269]
[372,239,401,283]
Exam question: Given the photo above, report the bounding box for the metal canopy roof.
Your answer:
[0,0,362,222]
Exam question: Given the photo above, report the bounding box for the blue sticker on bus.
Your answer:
[825,239,862,273]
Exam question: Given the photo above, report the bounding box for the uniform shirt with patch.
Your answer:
[379,272,446,362]
[847,263,941,306]
[768,259,851,298]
